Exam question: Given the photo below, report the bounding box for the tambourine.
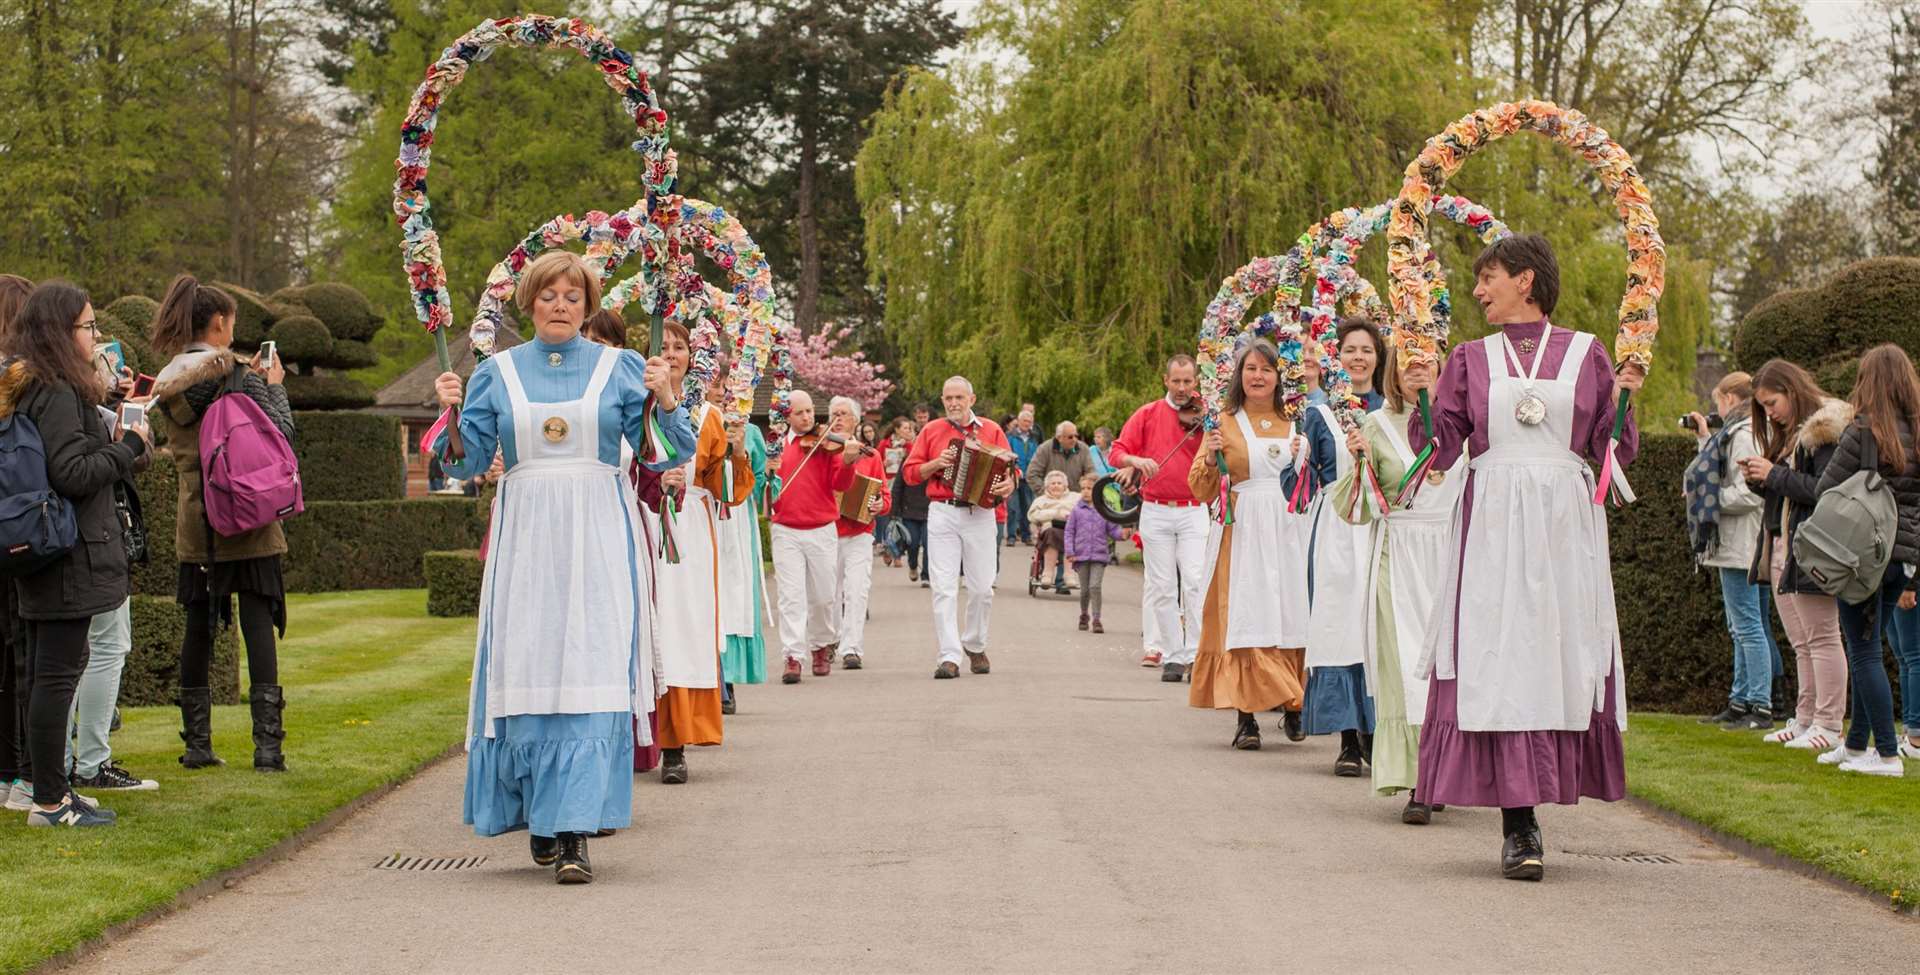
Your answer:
[1092,472,1142,526]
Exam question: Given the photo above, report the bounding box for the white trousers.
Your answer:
[1139,501,1208,665]
[836,533,877,656]
[928,502,998,665]
[772,523,839,661]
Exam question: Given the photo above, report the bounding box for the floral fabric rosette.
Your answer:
[1196,227,1323,430]
[1386,100,1663,506]
[1303,194,1511,428]
[392,14,674,339]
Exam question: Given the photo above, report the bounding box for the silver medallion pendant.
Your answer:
[548,352,564,367]
[1515,391,1548,426]
[1266,442,1283,460]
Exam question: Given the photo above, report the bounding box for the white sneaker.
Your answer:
[1786,725,1845,751]
[2,781,30,811]
[1901,740,1920,761]
[1764,720,1809,744]
[1839,752,1905,776]
[1817,743,1869,765]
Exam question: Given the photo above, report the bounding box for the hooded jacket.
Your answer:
[0,361,143,619]
[1750,397,1853,595]
[151,345,295,564]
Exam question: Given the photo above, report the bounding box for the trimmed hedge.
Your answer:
[133,453,482,594]
[325,339,382,371]
[283,373,375,410]
[424,550,484,618]
[213,282,274,348]
[119,596,240,707]
[269,314,333,362]
[293,411,405,501]
[99,295,159,375]
[1735,257,1920,374]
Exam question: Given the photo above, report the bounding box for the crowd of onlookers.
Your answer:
[2,273,297,828]
[1686,346,1920,777]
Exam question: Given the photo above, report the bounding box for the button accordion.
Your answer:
[947,438,1014,508]
[838,473,885,524]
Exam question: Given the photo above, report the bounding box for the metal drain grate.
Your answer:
[374,854,487,871]
[1562,851,1678,865]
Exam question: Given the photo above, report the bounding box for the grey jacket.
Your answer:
[1025,437,1093,495]
[1700,413,1764,570]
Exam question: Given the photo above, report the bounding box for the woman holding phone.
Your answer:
[150,274,295,773]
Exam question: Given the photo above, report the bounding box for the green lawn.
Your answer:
[0,590,475,975]
[1627,713,1920,910]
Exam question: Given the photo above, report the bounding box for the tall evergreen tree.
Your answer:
[1873,6,1920,254]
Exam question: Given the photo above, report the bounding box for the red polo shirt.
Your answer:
[772,432,859,530]
[835,449,892,537]
[903,414,1012,504]
[1109,397,1203,505]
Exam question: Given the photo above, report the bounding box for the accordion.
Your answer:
[838,473,885,525]
[948,438,1014,508]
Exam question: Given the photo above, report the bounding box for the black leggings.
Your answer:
[27,618,92,805]
[0,611,27,781]
[181,593,279,688]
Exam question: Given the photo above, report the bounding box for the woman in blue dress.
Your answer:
[433,251,694,884]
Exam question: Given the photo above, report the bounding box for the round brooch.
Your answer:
[542,417,569,443]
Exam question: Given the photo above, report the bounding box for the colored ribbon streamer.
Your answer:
[1394,441,1439,508]
[1213,449,1234,527]
[658,494,682,564]
[1286,443,1313,514]
[1347,458,1392,522]
[1591,390,1637,507]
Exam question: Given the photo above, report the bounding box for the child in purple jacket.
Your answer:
[1065,473,1128,633]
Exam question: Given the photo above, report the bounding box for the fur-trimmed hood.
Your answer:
[152,346,244,404]
[1796,397,1855,451]
[0,360,30,419]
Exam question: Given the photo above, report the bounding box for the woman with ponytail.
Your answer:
[149,274,295,773]
[4,282,149,826]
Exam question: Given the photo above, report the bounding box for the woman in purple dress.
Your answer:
[1404,234,1644,882]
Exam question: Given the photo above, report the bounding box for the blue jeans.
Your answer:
[900,518,929,575]
[1005,484,1033,543]
[1718,568,1775,708]
[1885,602,1920,731]
[1837,569,1904,757]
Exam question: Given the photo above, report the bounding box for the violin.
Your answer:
[1174,400,1204,432]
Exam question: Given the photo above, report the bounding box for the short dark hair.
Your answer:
[1471,233,1559,315]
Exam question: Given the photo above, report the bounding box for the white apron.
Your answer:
[1363,410,1465,726]
[715,448,763,638]
[1202,411,1311,650]
[1305,403,1372,668]
[468,346,642,742]
[620,442,662,731]
[1420,329,1625,732]
[653,403,724,690]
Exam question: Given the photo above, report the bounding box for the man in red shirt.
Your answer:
[1110,354,1207,682]
[770,390,859,683]
[904,376,1017,679]
[829,396,891,670]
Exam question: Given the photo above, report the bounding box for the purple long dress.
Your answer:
[1415,320,1638,808]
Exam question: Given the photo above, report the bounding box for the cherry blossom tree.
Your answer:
[789,322,894,410]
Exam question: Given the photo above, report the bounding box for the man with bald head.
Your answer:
[769,389,860,683]
[904,376,1017,678]
[1025,419,1094,592]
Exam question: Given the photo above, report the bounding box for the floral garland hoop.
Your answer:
[600,197,782,425]
[1386,100,1662,506]
[1386,100,1663,372]
[1303,195,1511,427]
[468,205,654,357]
[392,14,674,349]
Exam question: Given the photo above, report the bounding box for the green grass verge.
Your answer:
[1627,713,1920,911]
[0,590,474,975]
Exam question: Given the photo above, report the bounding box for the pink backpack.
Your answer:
[200,365,303,536]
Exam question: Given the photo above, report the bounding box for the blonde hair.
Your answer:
[1714,371,1753,401]
[514,251,601,316]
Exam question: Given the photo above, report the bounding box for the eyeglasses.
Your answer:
[75,320,100,336]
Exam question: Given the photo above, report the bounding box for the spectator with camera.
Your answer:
[1685,372,1780,730]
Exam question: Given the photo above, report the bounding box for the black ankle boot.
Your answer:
[530,833,561,866]
[555,833,592,884]
[1233,711,1261,750]
[249,684,288,772]
[177,687,223,768]
[661,748,688,784]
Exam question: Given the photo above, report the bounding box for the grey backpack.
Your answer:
[1793,424,1899,605]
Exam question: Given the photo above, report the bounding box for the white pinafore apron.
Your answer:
[1420,329,1624,732]
[469,346,642,743]
[1203,411,1311,650]
[653,403,724,690]
[1306,403,1372,668]
[715,446,763,639]
[1363,410,1465,726]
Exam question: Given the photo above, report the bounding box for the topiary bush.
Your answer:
[327,339,382,371]
[99,295,159,375]
[1735,257,1920,374]
[294,411,405,501]
[282,498,483,591]
[212,282,274,349]
[268,314,333,363]
[424,550,484,618]
[282,374,375,410]
[119,596,240,707]
[290,282,381,343]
